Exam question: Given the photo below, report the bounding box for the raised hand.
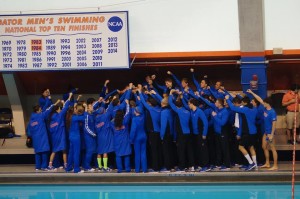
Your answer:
[150,90,156,95]
[104,80,110,86]
[55,99,61,105]
[77,94,82,101]
[129,83,133,89]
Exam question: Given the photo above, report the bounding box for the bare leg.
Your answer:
[63,150,67,166]
[238,145,248,156]
[268,141,278,171]
[261,134,270,168]
[49,152,56,167]
[239,145,253,164]
[49,152,55,168]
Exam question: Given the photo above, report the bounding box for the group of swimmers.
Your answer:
[28,68,278,173]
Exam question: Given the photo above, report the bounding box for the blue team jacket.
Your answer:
[111,106,132,156]
[160,106,175,140]
[139,92,161,133]
[49,100,70,152]
[212,107,229,134]
[29,104,54,153]
[227,99,257,136]
[190,107,208,136]
[168,95,191,134]
[130,114,147,143]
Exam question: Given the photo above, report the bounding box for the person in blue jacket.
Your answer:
[167,71,193,100]
[38,88,51,109]
[225,95,258,171]
[82,98,97,172]
[111,100,132,173]
[130,105,147,173]
[169,89,194,172]
[149,89,176,172]
[190,68,211,96]
[247,89,278,171]
[159,97,176,172]
[47,93,72,170]
[251,97,266,166]
[188,92,217,168]
[93,97,114,172]
[188,98,210,172]
[66,102,87,173]
[211,98,231,170]
[138,86,162,172]
[225,97,244,167]
[151,74,174,97]
[29,98,60,171]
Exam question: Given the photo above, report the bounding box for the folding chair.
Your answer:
[0,108,14,146]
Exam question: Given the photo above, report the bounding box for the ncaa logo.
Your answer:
[107,16,123,32]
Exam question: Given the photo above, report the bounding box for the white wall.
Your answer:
[264,0,300,50]
[0,0,240,52]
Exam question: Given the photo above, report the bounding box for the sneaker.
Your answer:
[239,165,248,170]
[233,164,242,168]
[160,168,170,173]
[211,165,221,170]
[58,166,64,169]
[98,167,103,172]
[188,167,195,172]
[41,168,48,171]
[199,167,211,172]
[148,169,158,173]
[35,169,41,171]
[102,168,111,172]
[194,166,200,171]
[65,168,73,172]
[47,166,57,171]
[219,166,230,171]
[175,168,184,172]
[84,168,95,172]
[246,163,256,171]
[77,170,85,173]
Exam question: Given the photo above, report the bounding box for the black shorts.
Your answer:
[239,134,256,148]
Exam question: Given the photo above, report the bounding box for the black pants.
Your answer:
[148,132,162,171]
[215,132,230,168]
[162,132,174,170]
[255,125,265,165]
[229,128,243,165]
[193,134,209,167]
[171,141,178,168]
[177,133,194,170]
[254,132,266,164]
[207,127,216,166]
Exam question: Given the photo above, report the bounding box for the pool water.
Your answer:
[0,184,299,199]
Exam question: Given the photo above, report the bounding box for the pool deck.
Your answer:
[0,162,299,184]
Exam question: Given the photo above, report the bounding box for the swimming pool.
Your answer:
[0,184,298,199]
